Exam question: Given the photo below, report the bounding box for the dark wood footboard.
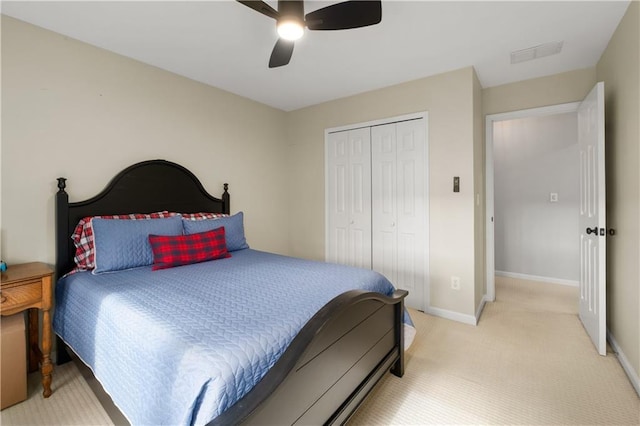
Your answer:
[209,289,407,426]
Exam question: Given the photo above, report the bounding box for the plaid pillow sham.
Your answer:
[180,212,228,221]
[148,227,231,270]
[72,211,171,271]
[71,212,227,271]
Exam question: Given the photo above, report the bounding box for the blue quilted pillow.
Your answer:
[92,216,183,274]
[182,212,249,251]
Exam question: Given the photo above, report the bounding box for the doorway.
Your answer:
[486,83,607,355]
[485,102,580,301]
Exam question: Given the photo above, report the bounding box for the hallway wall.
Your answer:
[493,112,579,283]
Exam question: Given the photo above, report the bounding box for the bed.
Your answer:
[54,159,410,425]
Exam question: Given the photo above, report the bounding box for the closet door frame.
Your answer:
[325,111,430,310]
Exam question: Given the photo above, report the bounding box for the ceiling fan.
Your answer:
[237,0,382,68]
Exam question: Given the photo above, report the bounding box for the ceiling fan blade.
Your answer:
[236,0,279,20]
[269,38,295,68]
[305,0,381,30]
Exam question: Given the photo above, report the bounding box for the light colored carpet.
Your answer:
[349,277,640,425]
[2,277,638,425]
[1,360,113,425]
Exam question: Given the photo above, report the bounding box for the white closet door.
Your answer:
[371,124,398,285]
[326,131,350,264]
[395,120,427,310]
[372,119,427,310]
[348,128,372,269]
[326,128,371,268]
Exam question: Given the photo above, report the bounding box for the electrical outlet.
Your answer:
[451,276,461,290]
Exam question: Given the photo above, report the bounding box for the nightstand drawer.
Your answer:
[1,281,42,312]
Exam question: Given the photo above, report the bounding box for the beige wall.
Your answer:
[1,16,486,320]
[596,0,640,385]
[483,67,597,115]
[1,16,290,265]
[286,67,480,317]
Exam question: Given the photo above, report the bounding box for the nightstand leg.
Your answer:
[41,308,53,398]
[28,309,39,372]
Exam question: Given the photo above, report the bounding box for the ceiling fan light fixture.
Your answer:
[237,0,383,67]
[277,18,304,41]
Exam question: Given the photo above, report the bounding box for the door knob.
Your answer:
[586,226,598,235]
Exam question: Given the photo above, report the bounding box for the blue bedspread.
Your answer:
[54,249,411,425]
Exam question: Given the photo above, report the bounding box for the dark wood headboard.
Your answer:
[55,159,230,278]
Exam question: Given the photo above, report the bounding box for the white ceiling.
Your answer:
[1,1,630,111]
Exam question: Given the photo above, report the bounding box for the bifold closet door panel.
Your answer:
[372,120,427,310]
[395,120,427,310]
[371,124,398,285]
[326,128,372,269]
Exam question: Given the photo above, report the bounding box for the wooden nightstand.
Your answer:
[1,262,54,398]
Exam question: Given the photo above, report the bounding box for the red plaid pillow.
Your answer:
[72,211,171,270]
[148,227,231,270]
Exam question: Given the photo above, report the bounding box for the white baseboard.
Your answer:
[495,270,578,287]
[607,329,640,397]
[424,306,478,326]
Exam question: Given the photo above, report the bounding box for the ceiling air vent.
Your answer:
[510,41,564,64]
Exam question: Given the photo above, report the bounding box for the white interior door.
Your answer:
[578,81,606,356]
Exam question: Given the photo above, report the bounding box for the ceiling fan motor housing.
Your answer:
[276,0,305,41]
[278,0,304,27]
